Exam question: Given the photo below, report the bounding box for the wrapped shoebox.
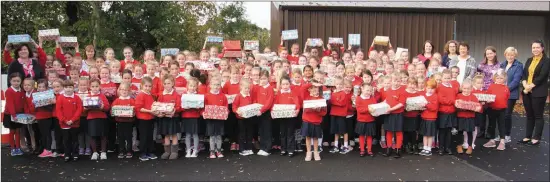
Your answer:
[208,57,221,64]
[175,87,187,95]
[100,87,117,97]
[353,86,361,96]
[303,99,327,112]
[206,36,223,43]
[223,51,242,58]
[38,29,60,41]
[237,103,263,118]
[226,94,237,104]
[83,96,101,108]
[455,100,481,112]
[14,114,36,124]
[348,34,361,46]
[181,94,204,109]
[324,77,334,86]
[161,48,179,56]
[110,74,122,83]
[111,105,134,117]
[8,34,31,43]
[473,93,496,102]
[373,36,389,46]
[281,29,298,40]
[307,38,323,47]
[405,96,428,111]
[152,102,175,113]
[244,40,259,51]
[46,68,66,76]
[203,105,229,120]
[328,37,344,45]
[198,62,215,70]
[271,104,297,119]
[322,90,331,100]
[59,36,78,47]
[368,102,390,117]
[32,90,55,108]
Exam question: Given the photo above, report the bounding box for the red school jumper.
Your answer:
[111,96,136,122]
[384,86,406,149]
[302,95,327,125]
[86,92,111,121]
[135,91,155,121]
[456,93,479,119]
[421,93,439,121]
[330,90,350,117]
[486,83,510,111]
[55,93,83,129]
[157,89,182,115]
[274,89,302,112]
[252,84,274,114]
[232,93,254,119]
[203,91,229,117]
[437,83,458,114]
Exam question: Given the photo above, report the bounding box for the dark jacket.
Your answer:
[7,58,45,85]
[500,59,523,100]
[522,54,550,97]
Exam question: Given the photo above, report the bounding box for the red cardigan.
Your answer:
[55,93,83,128]
[386,86,406,114]
[252,84,274,113]
[437,83,458,114]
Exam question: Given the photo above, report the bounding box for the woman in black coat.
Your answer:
[7,43,45,84]
[519,40,550,145]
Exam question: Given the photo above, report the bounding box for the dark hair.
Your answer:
[303,65,313,73]
[532,40,546,55]
[14,44,34,60]
[62,80,74,87]
[481,46,498,65]
[37,79,48,87]
[362,69,373,78]
[190,69,201,79]
[280,76,291,83]
[260,69,270,78]
[122,69,133,76]
[459,42,470,51]
[9,72,22,81]
[423,40,434,54]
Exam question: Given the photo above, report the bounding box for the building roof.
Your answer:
[273,1,550,12]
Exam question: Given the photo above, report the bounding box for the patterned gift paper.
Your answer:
[348,34,361,46]
[281,29,298,40]
[198,62,215,70]
[223,51,242,58]
[45,68,66,76]
[322,90,331,100]
[368,102,390,117]
[100,87,117,97]
[38,29,60,41]
[111,105,134,117]
[208,58,221,64]
[237,103,263,118]
[456,100,481,112]
[181,94,204,109]
[406,96,428,111]
[226,94,237,104]
[152,102,175,113]
[271,104,297,119]
[161,48,180,56]
[110,75,122,83]
[206,36,223,43]
[328,37,344,45]
[83,96,101,108]
[373,36,389,46]
[32,90,55,108]
[473,93,496,102]
[203,105,229,120]
[307,38,323,47]
[8,34,31,43]
[14,114,36,124]
[324,77,334,86]
[59,36,78,47]
[303,99,327,110]
[244,40,259,50]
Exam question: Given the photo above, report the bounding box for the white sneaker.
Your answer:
[505,136,511,143]
[91,152,99,160]
[185,150,192,158]
[494,136,500,141]
[349,141,356,147]
[462,143,469,149]
[190,150,198,158]
[257,150,270,156]
[247,150,254,155]
[100,152,107,160]
[322,142,329,147]
[52,152,60,157]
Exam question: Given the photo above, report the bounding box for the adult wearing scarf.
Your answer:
[7,43,46,86]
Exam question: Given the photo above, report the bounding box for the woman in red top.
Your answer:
[455,80,481,155]
[181,78,202,158]
[383,72,406,158]
[274,76,301,157]
[483,71,511,151]
[417,40,434,63]
[134,77,158,161]
[3,73,25,156]
[223,67,241,151]
[156,75,182,160]
[436,69,458,155]
[55,80,84,162]
[86,79,111,160]
[402,78,421,155]
[301,80,327,161]
[111,83,136,159]
[355,83,377,157]
[419,79,439,156]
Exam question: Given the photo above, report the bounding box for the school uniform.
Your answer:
[28,90,55,151]
[233,92,255,151]
[420,93,439,137]
[384,86,406,149]
[252,84,274,152]
[112,96,136,153]
[273,89,301,153]
[100,80,118,150]
[181,90,202,135]
[222,80,240,145]
[330,90,350,135]
[487,83,510,140]
[456,93,479,132]
[86,92,111,137]
[355,95,377,153]
[55,93,83,158]
[472,88,487,129]
[3,86,25,129]
[301,95,327,138]
[204,90,228,136]
[174,75,188,93]
[436,82,458,151]
[157,89,182,135]
[135,91,156,154]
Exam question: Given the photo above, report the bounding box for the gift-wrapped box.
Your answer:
[328,37,344,45]
[303,99,327,109]
[101,87,117,97]
[271,104,297,119]
[111,105,135,117]
[244,40,259,50]
[38,29,60,41]
[223,40,241,51]
[14,114,36,124]
[83,96,101,108]
[324,77,334,86]
[353,86,361,96]
[203,105,229,120]
[282,29,298,40]
[373,36,389,46]
[456,100,482,112]
[197,62,215,70]
[32,90,55,108]
[307,38,323,47]
[110,74,122,83]
[46,68,66,76]
[59,36,78,47]
[206,36,223,43]
[8,34,31,43]
[237,103,263,119]
[394,47,408,60]
[322,90,331,100]
[474,93,496,102]
[175,87,187,95]
[224,51,242,58]
[181,94,204,109]
[152,102,175,113]
[368,102,390,117]
[208,57,221,64]
[226,94,237,104]
[161,48,179,56]
[406,96,428,111]
[348,34,361,46]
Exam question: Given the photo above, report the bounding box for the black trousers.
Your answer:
[117,122,133,153]
[238,118,254,151]
[62,128,79,157]
[53,118,63,153]
[279,118,296,153]
[438,128,451,150]
[38,118,53,151]
[257,111,272,151]
[226,105,239,143]
[138,119,154,154]
[107,116,117,151]
[479,108,490,138]
[523,95,546,140]
[504,99,517,136]
[488,109,506,140]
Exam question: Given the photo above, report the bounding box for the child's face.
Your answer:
[396,61,406,71]
[100,69,110,80]
[78,80,88,92]
[23,80,33,92]
[200,52,209,61]
[64,86,74,95]
[292,74,302,83]
[314,73,324,83]
[142,82,152,93]
[144,52,154,61]
[162,56,173,65]
[345,69,355,79]
[230,71,239,81]
[48,74,58,82]
[209,81,221,92]
[441,73,451,84]
[354,66,363,76]
[344,83,353,93]
[52,61,62,69]
[37,83,48,92]
[308,58,318,68]
[241,84,250,94]
[473,79,483,89]
[251,70,260,82]
[70,72,79,82]
[382,79,391,89]
[146,65,156,76]
[222,72,230,82]
[416,65,426,78]
[105,50,115,60]
[90,82,100,93]
[72,60,82,69]
[391,76,400,87]
[362,85,373,96]
[407,65,416,76]
[110,64,120,74]
[89,69,99,79]
[52,82,63,93]
[336,65,345,76]
[367,62,377,73]
[260,75,269,86]
[177,55,186,66]
[134,67,143,77]
[434,75,442,84]
[282,63,290,71]
[407,82,417,90]
[309,86,319,96]
[96,58,105,67]
[426,88,435,95]
[169,65,179,76]
[273,63,282,71]
[244,66,253,75]
[417,79,425,90]
[123,49,133,60]
[451,68,459,79]
[462,84,472,95]
[119,86,129,97]
[401,75,408,85]
[303,68,313,78]
[187,82,197,92]
[122,73,132,84]
[220,61,229,71]
[334,79,344,91]
[495,75,505,84]
[280,79,290,90]
[184,65,193,73]
[298,57,307,65]
[384,64,394,75]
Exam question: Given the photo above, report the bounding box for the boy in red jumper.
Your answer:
[87,79,111,160]
[419,79,439,156]
[455,80,481,155]
[273,76,302,157]
[253,70,275,156]
[55,80,84,162]
[355,83,377,157]
[301,80,327,161]
[135,77,158,161]
[112,83,136,159]
[329,76,352,154]
[483,71,510,151]
[4,73,25,156]
[436,69,458,155]
[233,80,256,156]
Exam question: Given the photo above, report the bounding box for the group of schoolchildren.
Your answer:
[2,40,510,163]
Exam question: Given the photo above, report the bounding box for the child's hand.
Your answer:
[475,106,482,112]
[50,99,56,104]
[256,110,262,116]
[66,120,73,125]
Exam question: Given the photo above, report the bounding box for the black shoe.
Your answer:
[527,140,540,146]
[64,156,71,162]
[383,148,392,157]
[446,148,453,155]
[517,139,531,144]
[394,149,401,159]
[438,150,444,156]
[412,145,420,155]
[287,152,294,158]
[406,144,413,154]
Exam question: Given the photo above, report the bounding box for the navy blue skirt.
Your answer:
[419,119,437,136]
[301,122,323,138]
[88,118,108,137]
[182,118,199,134]
[206,119,225,136]
[458,117,476,132]
[330,116,347,134]
[355,122,377,136]
[438,113,456,129]
[384,113,403,132]
[159,117,182,135]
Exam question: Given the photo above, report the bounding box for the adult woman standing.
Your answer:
[417,40,434,63]
[519,40,550,146]
[478,46,501,91]
[82,44,96,72]
[6,43,46,85]
[449,42,477,85]
[499,47,523,143]
[441,40,459,68]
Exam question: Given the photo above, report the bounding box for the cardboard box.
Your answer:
[373,36,389,46]
[405,96,428,111]
[244,40,259,50]
[161,48,180,56]
[328,37,344,45]
[368,102,389,117]
[307,38,323,47]
[45,68,66,76]
[203,105,229,120]
[111,105,134,117]
[348,34,361,46]
[303,99,327,109]
[38,29,60,41]
[59,36,78,47]
[8,34,31,43]
[181,94,204,109]
[152,102,175,113]
[237,103,263,118]
[271,104,297,119]
[223,40,241,51]
[32,90,55,108]
[281,29,298,40]
[83,96,101,108]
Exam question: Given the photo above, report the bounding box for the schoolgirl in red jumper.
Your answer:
[455,80,481,155]
[99,67,117,101]
[252,70,275,156]
[55,80,84,162]
[343,78,357,151]
[301,80,327,161]
[203,78,228,159]
[273,76,301,157]
[383,72,406,158]
[135,77,158,161]
[86,79,111,160]
[483,70,510,151]
[157,75,182,160]
[22,78,38,154]
[76,78,92,156]
[168,61,187,94]
[355,83,378,157]
[131,65,144,89]
[419,79,439,156]
[329,76,352,154]
[436,69,458,155]
[51,79,65,157]
[32,79,56,157]
[181,78,202,158]
[233,80,256,156]
[111,83,136,159]
[470,75,486,148]
[376,75,391,149]
[402,78,421,154]
[121,70,139,98]
[3,73,25,156]
[223,67,241,151]
[120,47,138,73]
